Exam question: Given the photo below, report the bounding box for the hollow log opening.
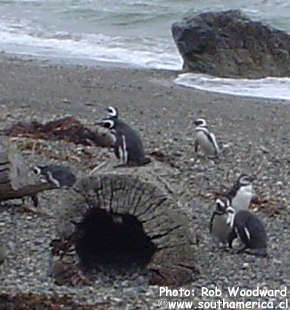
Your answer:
[74,207,157,271]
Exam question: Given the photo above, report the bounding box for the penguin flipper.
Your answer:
[236,245,248,254]
[194,140,199,153]
[139,157,151,166]
[209,212,216,234]
[241,249,268,257]
[120,135,128,165]
[114,158,151,168]
[228,229,237,248]
[235,219,253,248]
[114,145,121,159]
[114,163,129,168]
[208,132,220,156]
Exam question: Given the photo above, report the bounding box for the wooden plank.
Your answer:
[0,182,55,201]
[0,167,9,184]
[0,138,57,201]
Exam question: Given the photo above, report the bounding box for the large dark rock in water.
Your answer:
[172,10,290,78]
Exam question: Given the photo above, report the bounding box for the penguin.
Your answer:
[209,196,232,245]
[210,174,255,246]
[227,174,255,211]
[194,118,220,159]
[96,113,151,167]
[33,165,76,188]
[226,207,267,257]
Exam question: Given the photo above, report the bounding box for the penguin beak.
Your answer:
[213,210,225,216]
[95,121,104,126]
[249,175,256,182]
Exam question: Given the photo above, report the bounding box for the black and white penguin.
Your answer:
[96,115,150,167]
[33,165,76,188]
[209,196,232,245]
[194,118,220,158]
[210,174,255,245]
[226,207,267,257]
[227,174,255,211]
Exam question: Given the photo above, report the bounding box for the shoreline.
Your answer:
[1,51,289,104]
[0,50,180,73]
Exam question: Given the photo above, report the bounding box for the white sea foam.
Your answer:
[175,73,290,101]
[0,25,181,70]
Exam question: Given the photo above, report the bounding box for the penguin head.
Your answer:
[237,174,255,186]
[96,119,115,130]
[107,106,118,119]
[32,165,60,187]
[215,197,231,214]
[228,174,255,209]
[194,118,207,127]
[32,165,48,183]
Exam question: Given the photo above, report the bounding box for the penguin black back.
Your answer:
[97,115,150,167]
[227,208,267,257]
[33,164,76,188]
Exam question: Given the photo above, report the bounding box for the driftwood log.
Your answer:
[0,140,55,202]
[55,163,199,287]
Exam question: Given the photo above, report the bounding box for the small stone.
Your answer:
[62,98,71,104]
[260,146,270,153]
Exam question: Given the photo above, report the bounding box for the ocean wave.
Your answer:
[174,73,290,101]
[0,25,182,70]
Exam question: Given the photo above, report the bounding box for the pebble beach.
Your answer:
[0,53,290,309]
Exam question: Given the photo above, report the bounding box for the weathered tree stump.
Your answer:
[56,164,199,287]
[0,140,55,202]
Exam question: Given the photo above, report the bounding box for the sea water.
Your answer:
[0,0,289,100]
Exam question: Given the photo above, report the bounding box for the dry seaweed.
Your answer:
[1,117,112,147]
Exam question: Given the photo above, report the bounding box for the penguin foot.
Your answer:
[243,249,268,258]
[140,158,151,166]
[114,158,151,168]
[236,245,248,254]
[217,242,228,249]
[114,163,129,168]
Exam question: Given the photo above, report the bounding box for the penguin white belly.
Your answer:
[232,185,253,211]
[211,214,232,244]
[196,131,216,156]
